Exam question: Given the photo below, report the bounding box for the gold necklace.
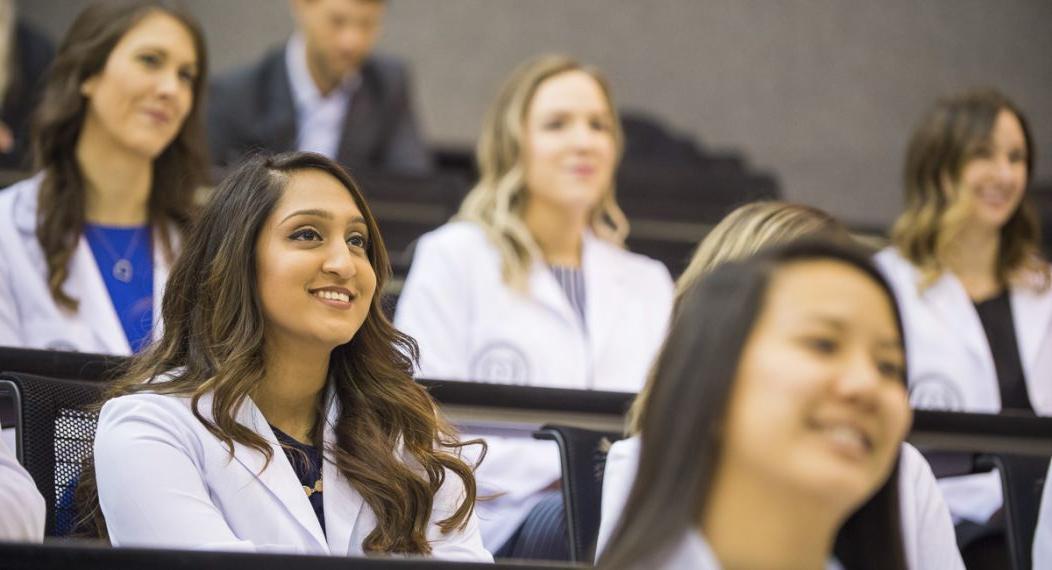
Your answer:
[303,478,323,497]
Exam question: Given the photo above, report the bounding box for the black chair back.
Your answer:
[0,346,126,382]
[0,372,105,536]
[977,453,1049,570]
[532,424,623,563]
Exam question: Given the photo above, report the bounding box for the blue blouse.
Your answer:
[84,224,154,352]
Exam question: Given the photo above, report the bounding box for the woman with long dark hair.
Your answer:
[600,240,912,570]
[82,152,489,560]
[0,0,209,354]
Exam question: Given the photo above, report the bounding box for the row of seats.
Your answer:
[0,346,1049,568]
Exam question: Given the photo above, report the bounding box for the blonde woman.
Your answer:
[873,90,1052,562]
[395,55,674,551]
[597,201,964,569]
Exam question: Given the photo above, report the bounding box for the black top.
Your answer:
[271,426,326,534]
[974,290,1034,414]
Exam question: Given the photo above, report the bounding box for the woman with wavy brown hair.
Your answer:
[0,0,209,354]
[81,152,489,559]
[874,88,1052,565]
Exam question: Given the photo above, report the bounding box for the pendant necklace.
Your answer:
[89,226,146,284]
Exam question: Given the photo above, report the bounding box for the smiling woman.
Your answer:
[394,54,675,552]
[75,152,491,561]
[0,0,209,355]
[873,90,1052,564]
[599,240,912,570]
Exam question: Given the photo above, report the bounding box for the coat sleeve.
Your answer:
[394,231,472,380]
[0,435,45,541]
[0,243,23,346]
[424,466,494,562]
[897,443,965,570]
[94,396,256,551]
[1034,460,1052,570]
[378,62,433,175]
[595,437,640,559]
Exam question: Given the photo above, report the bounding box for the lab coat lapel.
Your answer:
[218,393,330,552]
[1010,280,1052,386]
[150,229,176,343]
[922,272,993,373]
[582,235,627,365]
[529,259,580,328]
[68,237,130,354]
[319,394,365,556]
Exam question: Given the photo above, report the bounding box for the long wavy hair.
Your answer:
[31,0,210,311]
[890,88,1047,290]
[627,201,853,434]
[456,54,630,290]
[600,240,908,570]
[78,152,481,553]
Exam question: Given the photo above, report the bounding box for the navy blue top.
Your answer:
[974,290,1034,414]
[84,224,154,353]
[271,426,325,534]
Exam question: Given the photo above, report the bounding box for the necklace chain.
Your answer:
[88,225,147,284]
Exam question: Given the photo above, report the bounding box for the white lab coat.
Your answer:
[875,247,1052,523]
[0,435,45,542]
[596,437,962,570]
[394,221,675,549]
[1035,460,1052,570]
[0,174,172,354]
[93,386,492,561]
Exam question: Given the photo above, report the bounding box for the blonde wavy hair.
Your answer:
[890,89,1047,291]
[628,201,852,434]
[456,54,630,290]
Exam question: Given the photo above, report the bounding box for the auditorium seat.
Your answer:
[0,346,125,383]
[0,372,104,536]
[976,453,1048,570]
[531,424,624,563]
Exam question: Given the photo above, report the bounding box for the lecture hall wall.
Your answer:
[20,0,1052,229]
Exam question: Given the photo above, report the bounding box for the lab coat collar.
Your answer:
[1010,275,1052,383]
[920,271,995,377]
[581,234,632,368]
[527,232,631,331]
[197,385,365,554]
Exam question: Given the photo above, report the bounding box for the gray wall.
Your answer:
[19,0,1052,228]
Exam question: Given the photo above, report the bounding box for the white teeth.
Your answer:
[824,425,868,453]
[315,290,350,303]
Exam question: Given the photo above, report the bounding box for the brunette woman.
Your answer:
[0,0,209,354]
[85,152,490,559]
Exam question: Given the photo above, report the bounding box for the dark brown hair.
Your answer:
[600,240,908,570]
[79,152,481,553]
[31,0,210,310]
[891,88,1046,289]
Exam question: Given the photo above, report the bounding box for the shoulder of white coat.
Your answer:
[594,240,674,288]
[95,391,202,451]
[0,173,43,233]
[416,221,493,255]
[606,435,641,463]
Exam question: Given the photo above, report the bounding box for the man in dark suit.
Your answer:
[207,0,433,174]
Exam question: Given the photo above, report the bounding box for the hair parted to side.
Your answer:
[627,201,852,434]
[891,88,1047,291]
[600,240,908,570]
[456,53,630,290]
[76,152,482,554]
[31,0,210,311]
